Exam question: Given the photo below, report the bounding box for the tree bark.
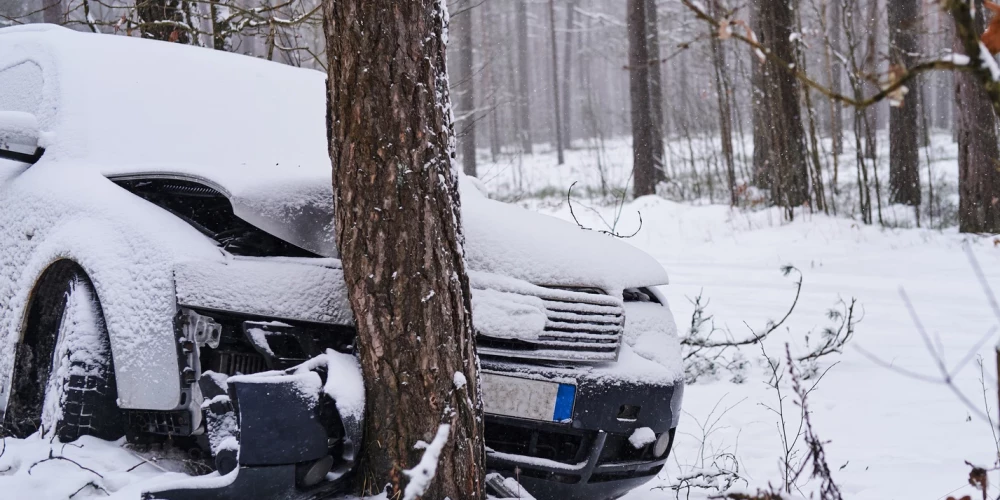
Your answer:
[646,0,666,182]
[888,0,921,207]
[562,0,576,149]
[827,0,843,155]
[751,0,810,209]
[628,0,656,197]
[457,4,477,176]
[548,0,564,164]
[709,0,735,205]
[956,0,1000,233]
[516,0,533,154]
[322,1,486,498]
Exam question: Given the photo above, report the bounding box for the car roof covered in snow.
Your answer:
[0,25,330,193]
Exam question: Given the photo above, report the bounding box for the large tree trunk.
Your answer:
[956,0,1000,233]
[322,1,486,498]
[888,0,921,207]
[516,0,533,154]
[751,0,810,210]
[628,0,656,197]
[457,4,477,176]
[548,0,565,164]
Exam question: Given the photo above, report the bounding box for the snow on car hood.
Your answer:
[0,26,668,293]
[109,169,669,292]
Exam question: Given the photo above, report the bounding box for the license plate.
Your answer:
[481,373,576,422]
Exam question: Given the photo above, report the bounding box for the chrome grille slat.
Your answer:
[476,285,625,363]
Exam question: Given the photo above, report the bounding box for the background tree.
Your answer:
[646,0,666,182]
[136,0,190,43]
[321,0,485,498]
[751,0,810,212]
[455,1,477,177]
[955,0,1000,233]
[888,0,922,208]
[516,0,533,154]
[628,0,656,197]
[41,0,60,24]
[548,0,565,165]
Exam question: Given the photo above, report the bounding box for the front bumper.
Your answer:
[482,361,683,500]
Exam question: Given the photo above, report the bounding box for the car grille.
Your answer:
[475,285,625,363]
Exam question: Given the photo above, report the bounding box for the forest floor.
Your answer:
[475,134,1000,499]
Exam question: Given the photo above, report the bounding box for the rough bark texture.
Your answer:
[955,0,1000,233]
[646,0,665,182]
[136,0,190,43]
[322,1,486,498]
[750,0,810,208]
[628,0,656,197]
[516,0,533,154]
[888,0,921,207]
[457,5,477,176]
[548,0,565,164]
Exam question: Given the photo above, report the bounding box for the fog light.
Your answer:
[296,455,334,488]
[653,431,672,458]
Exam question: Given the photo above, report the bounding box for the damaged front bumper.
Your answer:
[144,353,362,500]
[482,360,683,500]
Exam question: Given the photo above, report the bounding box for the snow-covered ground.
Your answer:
[2,132,997,500]
[474,134,1000,500]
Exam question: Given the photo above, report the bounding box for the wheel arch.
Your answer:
[0,234,185,420]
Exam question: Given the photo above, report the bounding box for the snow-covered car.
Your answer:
[0,26,683,500]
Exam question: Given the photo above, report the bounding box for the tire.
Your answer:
[3,262,123,441]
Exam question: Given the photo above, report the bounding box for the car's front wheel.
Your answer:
[3,262,124,442]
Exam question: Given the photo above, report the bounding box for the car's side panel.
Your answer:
[0,164,223,412]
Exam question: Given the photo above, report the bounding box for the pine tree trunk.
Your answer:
[562,1,575,149]
[321,1,486,498]
[955,0,1000,233]
[548,0,564,164]
[827,0,843,155]
[888,0,921,207]
[516,0,533,154]
[457,5,477,176]
[484,0,502,161]
[751,0,810,209]
[709,0,735,204]
[628,0,656,197]
[646,0,665,182]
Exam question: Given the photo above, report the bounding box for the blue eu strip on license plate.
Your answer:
[552,384,576,422]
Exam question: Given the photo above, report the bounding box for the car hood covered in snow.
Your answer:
[1,25,668,292]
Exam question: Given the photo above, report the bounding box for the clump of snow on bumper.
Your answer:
[628,427,656,449]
